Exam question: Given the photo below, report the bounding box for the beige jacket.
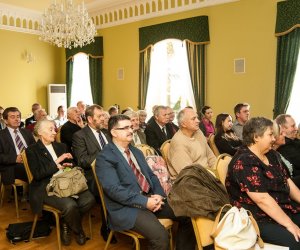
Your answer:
[168,129,216,179]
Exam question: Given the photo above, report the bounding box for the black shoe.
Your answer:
[75,231,86,245]
[61,223,71,246]
[100,227,117,244]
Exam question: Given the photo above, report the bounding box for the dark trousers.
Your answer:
[44,190,95,234]
[132,202,196,250]
[258,213,300,250]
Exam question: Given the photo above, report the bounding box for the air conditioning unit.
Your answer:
[48,84,67,119]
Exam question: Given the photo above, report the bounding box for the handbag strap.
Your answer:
[247,210,264,248]
[211,204,232,238]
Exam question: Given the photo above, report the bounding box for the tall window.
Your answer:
[145,39,196,117]
[286,48,300,124]
[70,53,93,106]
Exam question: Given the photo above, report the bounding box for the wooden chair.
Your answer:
[134,144,156,157]
[21,151,92,250]
[91,160,174,250]
[160,139,171,167]
[0,178,27,218]
[55,126,62,143]
[191,153,232,250]
[208,134,220,157]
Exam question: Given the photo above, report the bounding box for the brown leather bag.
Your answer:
[46,167,88,198]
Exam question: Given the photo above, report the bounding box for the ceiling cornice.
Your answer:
[0,0,239,35]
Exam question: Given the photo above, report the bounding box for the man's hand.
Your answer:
[146,195,165,212]
[16,154,23,163]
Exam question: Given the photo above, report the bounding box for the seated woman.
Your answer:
[214,113,242,156]
[26,119,95,246]
[199,106,215,138]
[226,117,300,249]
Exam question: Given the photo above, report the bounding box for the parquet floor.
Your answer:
[0,196,140,250]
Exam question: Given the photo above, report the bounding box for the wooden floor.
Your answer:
[0,196,143,250]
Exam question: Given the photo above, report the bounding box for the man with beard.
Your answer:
[72,104,112,242]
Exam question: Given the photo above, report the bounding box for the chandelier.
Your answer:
[39,0,97,49]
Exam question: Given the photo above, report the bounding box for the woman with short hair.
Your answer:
[26,119,95,246]
[226,117,300,249]
[214,113,242,156]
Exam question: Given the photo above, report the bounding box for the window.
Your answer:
[286,49,300,125]
[70,53,93,106]
[145,39,196,117]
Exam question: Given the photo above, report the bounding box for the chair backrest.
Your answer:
[91,160,108,221]
[135,144,156,157]
[160,139,171,165]
[208,134,220,157]
[21,150,33,184]
[214,153,232,186]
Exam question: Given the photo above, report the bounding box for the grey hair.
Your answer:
[177,107,194,127]
[137,110,147,116]
[33,119,55,137]
[67,107,77,119]
[153,105,167,117]
[275,114,292,127]
[123,110,138,119]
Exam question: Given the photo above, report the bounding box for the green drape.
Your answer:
[66,37,103,106]
[186,40,206,111]
[274,0,300,118]
[66,59,74,107]
[274,28,300,117]
[138,46,152,109]
[138,16,210,110]
[89,56,102,105]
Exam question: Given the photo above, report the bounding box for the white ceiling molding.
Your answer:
[0,0,239,34]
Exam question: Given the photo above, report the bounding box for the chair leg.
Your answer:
[169,228,173,250]
[0,183,4,207]
[12,184,19,218]
[88,211,92,239]
[53,212,61,250]
[30,214,39,241]
[104,231,114,250]
[133,235,140,250]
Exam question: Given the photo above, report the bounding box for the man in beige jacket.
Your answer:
[168,107,216,179]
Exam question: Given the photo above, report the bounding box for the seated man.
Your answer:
[123,110,147,146]
[232,102,250,140]
[96,114,196,250]
[60,107,84,153]
[0,107,35,185]
[0,106,6,130]
[276,114,300,176]
[25,103,41,127]
[167,106,179,134]
[144,105,175,155]
[26,108,47,132]
[54,105,67,127]
[168,107,216,179]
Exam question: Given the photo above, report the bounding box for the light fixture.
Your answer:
[39,0,97,49]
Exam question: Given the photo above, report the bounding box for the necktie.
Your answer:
[162,127,167,138]
[14,129,25,152]
[98,132,106,149]
[124,148,150,193]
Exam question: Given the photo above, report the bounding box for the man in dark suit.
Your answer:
[144,105,175,154]
[25,103,41,127]
[72,104,112,242]
[60,107,84,153]
[0,107,35,185]
[96,115,195,250]
[123,110,147,146]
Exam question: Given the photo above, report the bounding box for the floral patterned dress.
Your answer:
[226,146,300,223]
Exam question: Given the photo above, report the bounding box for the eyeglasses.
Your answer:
[114,126,133,131]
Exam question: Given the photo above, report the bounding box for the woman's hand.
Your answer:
[286,222,300,242]
[55,153,73,165]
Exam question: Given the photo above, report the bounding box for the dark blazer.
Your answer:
[131,129,147,146]
[60,121,81,153]
[26,140,69,214]
[144,119,175,154]
[72,126,111,170]
[96,143,165,231]
[0,127,35,185]
[25,115,35,127]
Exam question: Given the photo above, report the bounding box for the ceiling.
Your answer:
[0,0,133,12]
